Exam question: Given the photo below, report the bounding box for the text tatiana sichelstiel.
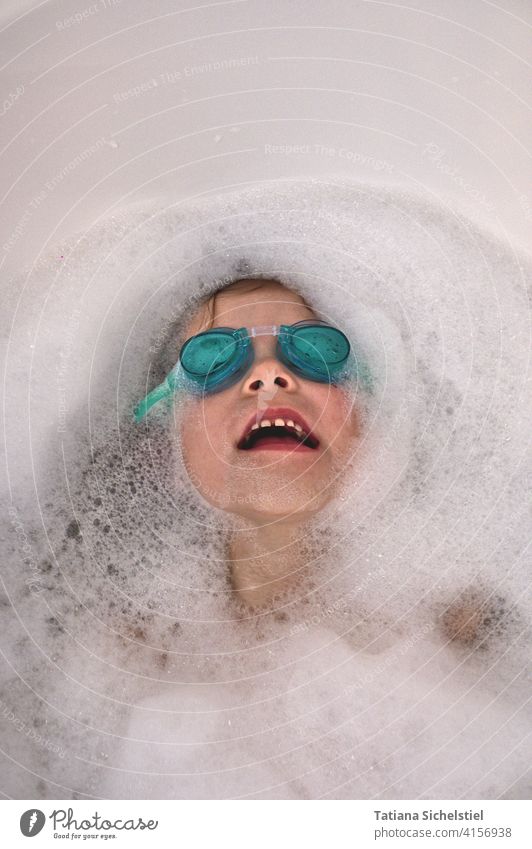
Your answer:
[374,809,484,822]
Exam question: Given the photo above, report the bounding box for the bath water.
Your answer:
[1,180,530,798]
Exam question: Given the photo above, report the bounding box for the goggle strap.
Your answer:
[134,380,171,422]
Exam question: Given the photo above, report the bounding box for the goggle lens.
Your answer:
[181,330,239,377]
[288,324,350,374]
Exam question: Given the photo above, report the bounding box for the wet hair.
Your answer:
[196,276,316,332]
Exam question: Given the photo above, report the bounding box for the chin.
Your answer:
[227,482,331,523]
[231,504,324,524]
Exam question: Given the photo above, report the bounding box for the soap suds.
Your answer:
[1,180,530,799]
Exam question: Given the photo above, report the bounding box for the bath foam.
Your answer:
[1,180,530,799]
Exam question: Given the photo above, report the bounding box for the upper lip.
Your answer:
[236,406,320,449]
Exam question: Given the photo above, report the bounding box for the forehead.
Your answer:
[187,280,316,335]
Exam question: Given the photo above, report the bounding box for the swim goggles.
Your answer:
[134,320,367,422]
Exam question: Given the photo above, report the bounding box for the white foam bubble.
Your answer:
[1,180,530,799]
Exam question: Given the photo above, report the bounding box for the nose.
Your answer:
[240,354,298,396]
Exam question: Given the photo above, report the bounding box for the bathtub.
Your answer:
[1,0,530,282]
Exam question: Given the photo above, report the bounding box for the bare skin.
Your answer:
[228,520,311,608]
[176,278,361,608]
[440,589,508,648]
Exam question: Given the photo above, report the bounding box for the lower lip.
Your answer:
[244,439,317,452]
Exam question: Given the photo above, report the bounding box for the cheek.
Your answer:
[337,399,362,441]
[178,401,232,488]
[313,386,361,444]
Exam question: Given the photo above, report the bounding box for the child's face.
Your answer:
[177,280,361,522]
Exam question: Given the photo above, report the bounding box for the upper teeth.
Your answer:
[249,417,307,437]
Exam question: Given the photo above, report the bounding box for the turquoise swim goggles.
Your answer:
[134,320,367,422]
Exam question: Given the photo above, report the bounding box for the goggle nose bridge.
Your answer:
[247,325,281,338]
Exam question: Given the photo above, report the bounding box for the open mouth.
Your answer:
[237,408,320,452]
